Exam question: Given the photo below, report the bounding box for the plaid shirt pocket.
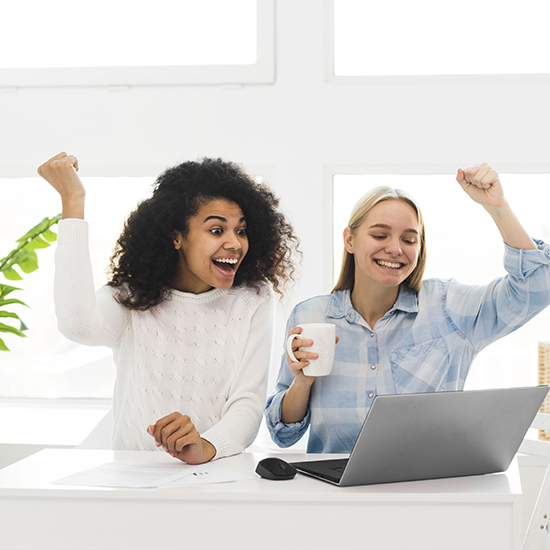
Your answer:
[390,338,450,394]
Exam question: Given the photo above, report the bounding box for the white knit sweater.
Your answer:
[54,219,275,458]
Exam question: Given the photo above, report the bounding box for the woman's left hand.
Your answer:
[147,412,216,465]
[456,162,505,209]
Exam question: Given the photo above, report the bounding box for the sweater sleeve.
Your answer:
[54,219,129,348]
[444,239,550,351]
[201,284,275,459]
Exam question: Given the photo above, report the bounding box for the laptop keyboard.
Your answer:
[291,458,349,483]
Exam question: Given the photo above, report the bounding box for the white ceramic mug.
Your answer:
[286,323,336,377]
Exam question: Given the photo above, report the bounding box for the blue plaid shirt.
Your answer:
[265,241,550,453]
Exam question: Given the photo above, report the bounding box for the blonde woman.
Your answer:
[266,163,550,453]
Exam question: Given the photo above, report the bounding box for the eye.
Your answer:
[210,228,223,236]
[402,237,417,245]
[371,234,386,240]
[237,228,247,237]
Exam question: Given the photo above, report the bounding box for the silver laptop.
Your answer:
[291,386,549,487]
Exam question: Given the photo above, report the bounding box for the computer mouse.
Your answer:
[255,457,297,480]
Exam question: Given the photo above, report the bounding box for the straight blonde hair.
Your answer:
[332,186,426,293]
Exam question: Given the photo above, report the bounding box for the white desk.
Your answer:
[0,449,522,550]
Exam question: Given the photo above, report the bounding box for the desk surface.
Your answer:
[0,449,523,550]
[0,447,522,500]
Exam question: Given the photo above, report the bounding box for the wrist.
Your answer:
[292,374,315,389]
[201,438,216,462]
[482,199,510,218]
[61,195,86,220]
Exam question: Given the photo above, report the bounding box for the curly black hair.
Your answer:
[107,158,299,310]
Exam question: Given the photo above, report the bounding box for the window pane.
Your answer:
[333,173,550,390]
[1,0,257,69]
[334,0,550,76]
[0,176,154,398]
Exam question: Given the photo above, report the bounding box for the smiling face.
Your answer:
[344,199,421,293]
[172,198,249,294]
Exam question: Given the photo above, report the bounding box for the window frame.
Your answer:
[0,0,275,88]
[326,0,550,84]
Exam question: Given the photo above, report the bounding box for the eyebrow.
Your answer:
[203,215,246,224]
[369,223,418,234]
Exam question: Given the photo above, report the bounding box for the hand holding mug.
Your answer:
[286,323,337,378]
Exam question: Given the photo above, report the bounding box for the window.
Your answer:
[332,0,550,78]
[0,0,274,86]
[333,172,550,390]
[0,176,155,398]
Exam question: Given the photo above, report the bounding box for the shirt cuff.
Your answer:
[265,390,311,448]
[504,239,550,279]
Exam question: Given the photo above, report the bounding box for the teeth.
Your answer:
[215,258,238,264]
[377,260,401,269]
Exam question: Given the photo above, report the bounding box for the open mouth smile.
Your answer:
[375,259,404,270]
[212,257,239,276]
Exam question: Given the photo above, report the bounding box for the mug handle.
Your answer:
[286,333,300,363]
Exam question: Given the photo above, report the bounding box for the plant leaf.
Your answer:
[15,250,39,274]
[16,215,61,244]
[0,284,22,298]
[26,236,50,251]
[0,311,19,319]
[0,312,29,331]
[0,322,26,337]
[1,214,60,280]
[0,298,28,308]
[2,267,23,280]
[0,214,61,350]
[42,228,58,242]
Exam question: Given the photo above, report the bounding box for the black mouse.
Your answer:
[255,457,297,480]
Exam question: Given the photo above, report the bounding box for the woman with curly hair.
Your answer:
[38,152,299,465]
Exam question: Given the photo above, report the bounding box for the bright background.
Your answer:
[1,0,549,443]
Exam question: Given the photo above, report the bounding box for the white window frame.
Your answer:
[0,0,275,88]
[326,162,550,282]
[325,0,550,85]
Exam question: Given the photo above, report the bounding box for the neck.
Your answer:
[170,265,213,295]
[350,280,399,329]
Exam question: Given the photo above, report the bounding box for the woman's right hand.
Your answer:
[37,152,85,219]
[286,326,317,387]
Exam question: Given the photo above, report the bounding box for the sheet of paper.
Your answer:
[53,460,256,489]
[160,465,256,488]
[53,460,207,488]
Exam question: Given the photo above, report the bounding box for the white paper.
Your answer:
[53,460,255,489]
[53,460,206,488]
[160,465,256,488]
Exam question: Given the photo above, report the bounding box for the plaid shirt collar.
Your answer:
[327,285,419,320]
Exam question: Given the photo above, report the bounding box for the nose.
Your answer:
[385,238,402,256]
[223,232,242,251]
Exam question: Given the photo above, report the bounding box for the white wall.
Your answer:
[2,0,550,406]
[2,1,550,535]
[3,1,549,312]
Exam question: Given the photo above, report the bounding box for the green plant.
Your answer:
[0,215,61,351]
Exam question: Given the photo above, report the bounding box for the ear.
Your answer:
[172,230,182,250]
[343,227,354,254]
